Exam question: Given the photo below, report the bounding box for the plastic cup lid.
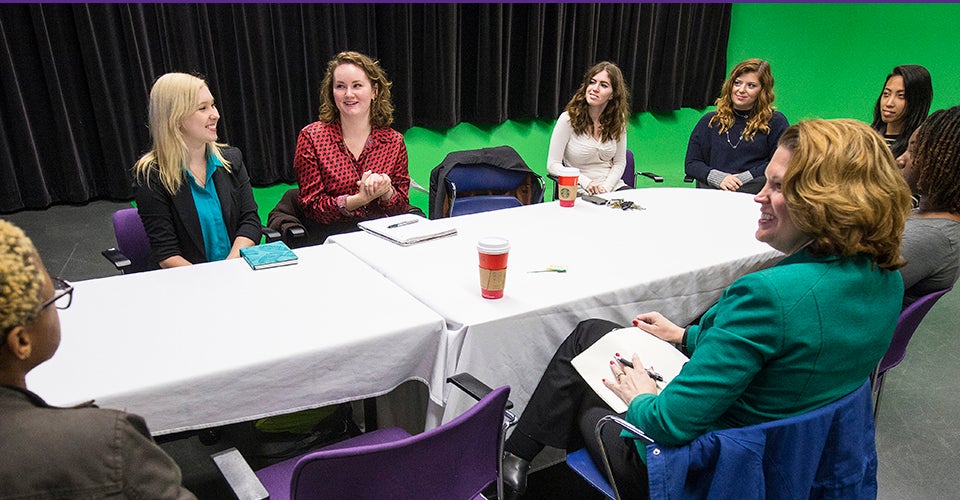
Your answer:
[477,236,510,254]
[557,166,580,177]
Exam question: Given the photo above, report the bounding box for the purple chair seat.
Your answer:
[253,386,510,499]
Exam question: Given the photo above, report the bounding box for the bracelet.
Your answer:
[680,327,690,353]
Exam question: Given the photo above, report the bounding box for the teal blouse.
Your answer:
[185,155,231,262]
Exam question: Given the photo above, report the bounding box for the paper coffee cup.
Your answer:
[477,237,510,299]
[557,166,580,207]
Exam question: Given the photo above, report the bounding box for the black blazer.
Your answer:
[135,146,261,267]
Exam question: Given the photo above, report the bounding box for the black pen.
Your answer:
[616,357,663,382]
[387,219,418,229]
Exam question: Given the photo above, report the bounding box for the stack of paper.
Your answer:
[357,214,457,247]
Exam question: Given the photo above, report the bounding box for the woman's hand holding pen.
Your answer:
[603,352,658,405]
[633,312,684,344]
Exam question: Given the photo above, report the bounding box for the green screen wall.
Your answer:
[257,3,960,216]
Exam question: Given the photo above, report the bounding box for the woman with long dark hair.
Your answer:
[871,64,933,158]
[546,61,631,195]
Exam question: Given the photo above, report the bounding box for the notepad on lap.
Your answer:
[240,241,298,270]
[571,327,689,413]
[357,214,457,247]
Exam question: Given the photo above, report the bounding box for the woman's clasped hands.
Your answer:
[357,170,395,204]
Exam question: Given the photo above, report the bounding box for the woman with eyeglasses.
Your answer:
[0,219,195,498]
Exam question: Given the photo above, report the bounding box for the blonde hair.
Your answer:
[133,73,230,195]
[779,119,912,270]
[318,51,395,128]
[710,58,776,141]
[0,219,44,333]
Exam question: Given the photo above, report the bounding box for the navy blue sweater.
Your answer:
[684,111,789,184]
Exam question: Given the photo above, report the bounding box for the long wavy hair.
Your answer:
[709,58,776,141]
[318,51,395,128]
[914,106,960,215]
[565,61,630,143]
[133,73,230,195]
[779,119,911,270]
[870,64,933,157]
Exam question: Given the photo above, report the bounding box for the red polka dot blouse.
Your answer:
[294,121,411,224]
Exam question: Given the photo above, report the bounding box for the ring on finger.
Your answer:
[616,372,624,381]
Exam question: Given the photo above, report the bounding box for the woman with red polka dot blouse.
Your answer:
[294,51,411,239]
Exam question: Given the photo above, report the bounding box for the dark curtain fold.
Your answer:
[0,3,729,212]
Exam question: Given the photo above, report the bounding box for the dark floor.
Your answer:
[3,200,957,499]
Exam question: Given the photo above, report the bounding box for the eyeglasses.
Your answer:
[39,277,74,311]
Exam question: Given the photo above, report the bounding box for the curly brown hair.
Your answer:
[710,58,776,141]
[318,51,395,128]
[0,219,44,333]
[565,61,630,143]
[914,106,960,215]
[778,119,912,270]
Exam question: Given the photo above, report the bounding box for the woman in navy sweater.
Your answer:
[684,58,788,194]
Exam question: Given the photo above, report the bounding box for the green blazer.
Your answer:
[627,250,901,446]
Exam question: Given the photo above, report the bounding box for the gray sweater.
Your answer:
[900,216,960,306]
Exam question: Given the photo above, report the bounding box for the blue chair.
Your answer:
[568,380,877,500]
[872,286,952,419]
[428,145,545,219]
[445,163,541,217]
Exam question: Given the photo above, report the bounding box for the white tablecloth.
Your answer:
[328,188,784,422]
[27,244,446,435]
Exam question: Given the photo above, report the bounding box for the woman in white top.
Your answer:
[547,61,630,195]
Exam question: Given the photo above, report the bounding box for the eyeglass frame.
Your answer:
[39,277,74,311]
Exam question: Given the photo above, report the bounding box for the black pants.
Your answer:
[513,318,650,497]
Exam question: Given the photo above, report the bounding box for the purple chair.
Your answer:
[101,207,152,274]
[215,384,512,500]
[872,286,952,418]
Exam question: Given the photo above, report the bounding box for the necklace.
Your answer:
[726,131,744,149]
[733,109,750,119]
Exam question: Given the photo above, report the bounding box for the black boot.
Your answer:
[502,451,531,498]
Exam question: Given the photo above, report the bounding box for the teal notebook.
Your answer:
[240,241,298,270]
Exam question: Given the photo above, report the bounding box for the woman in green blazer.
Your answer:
[501,119,913,498]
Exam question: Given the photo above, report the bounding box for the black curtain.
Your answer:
[0,3,729,212]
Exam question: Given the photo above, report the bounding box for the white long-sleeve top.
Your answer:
[546,111,627,192]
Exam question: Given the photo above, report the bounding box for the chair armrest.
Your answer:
[447,372,513,409]
[546,173,559,184]
[593,415,655,500]
[210,448,269,500]
[683,175,695,183]
[639,172,664,183]
[101,247,132,272]
[261,226,282,243]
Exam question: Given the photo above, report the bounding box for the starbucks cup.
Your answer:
[477,237,510,299]
[557,166,580,207]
